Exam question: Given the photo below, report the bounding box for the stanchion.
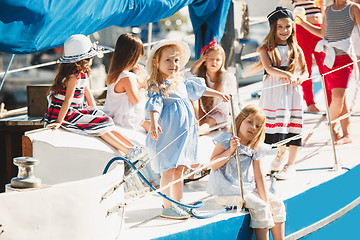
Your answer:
[230,94,245,209]
[319,74,340,170]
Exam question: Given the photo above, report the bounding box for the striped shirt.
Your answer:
[292,0,322,17]
[325,3,355,55]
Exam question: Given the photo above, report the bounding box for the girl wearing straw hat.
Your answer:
[145,39,229,219]
[44,34,146,161]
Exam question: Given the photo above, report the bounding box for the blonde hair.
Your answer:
[146,44,181,97]
[233,104,266,151]
[198,45,226,112]
[245,17,306,78]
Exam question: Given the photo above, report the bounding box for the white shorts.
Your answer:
[215,191,286,229]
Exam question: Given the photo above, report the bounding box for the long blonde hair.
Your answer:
[246,17,306,77]
[233,104,266,151]
[146,44,181,97]
[198,45,226,112]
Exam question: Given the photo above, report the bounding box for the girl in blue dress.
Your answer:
[207,104,286,239]
[145,39,229,219]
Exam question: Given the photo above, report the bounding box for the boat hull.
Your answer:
[0,163,124,240]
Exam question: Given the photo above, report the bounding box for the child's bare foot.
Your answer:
[332,130,341,142]
[307,104,320,113]
[335,136,352,145]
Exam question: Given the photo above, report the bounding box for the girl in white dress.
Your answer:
[258,7,308,180]
[187,38,240,135]
[104,33,150,132]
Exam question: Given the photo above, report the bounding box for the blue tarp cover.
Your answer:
[0,0,230,56]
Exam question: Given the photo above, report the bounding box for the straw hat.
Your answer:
[145,39,190,74]
[58,34,103,63]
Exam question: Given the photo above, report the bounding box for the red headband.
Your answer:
[200,37,216,55]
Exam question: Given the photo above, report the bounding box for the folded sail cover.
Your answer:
[0,0,230,55]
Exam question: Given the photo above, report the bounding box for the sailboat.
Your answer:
[0,0,359,239]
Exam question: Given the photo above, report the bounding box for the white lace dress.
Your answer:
[103,71,146,130]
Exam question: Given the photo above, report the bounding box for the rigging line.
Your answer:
[107,100,228,192]
[153,154,234,194]
[239,58,360,96]
[0,54,15,92]
[103,157,234,219]
[0,35,196,76]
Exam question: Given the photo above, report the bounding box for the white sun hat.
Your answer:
[58,34,103,63]
[145,39,190,74]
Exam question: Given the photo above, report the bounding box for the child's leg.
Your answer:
[270,222,285,240]
[111,130,134,147]
[172,165,185,202]
[338,96,351,144]
[287,145,299,165]
[329,88,347,141]
[254,228,270,240]
[270,145,287,171]
[160,168,175,209]
[199,117,217,135]
[100,132,130,155]
[276,145,298,180]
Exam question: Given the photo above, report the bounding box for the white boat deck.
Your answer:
[121,77,360,239]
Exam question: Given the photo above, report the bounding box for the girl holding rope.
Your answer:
[186,38,240,135]
[258,7,308,180]
[145,39,229,219]
[207,104,286,240]
[298,0,360,145]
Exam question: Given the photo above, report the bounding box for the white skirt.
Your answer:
[259,75,303,135]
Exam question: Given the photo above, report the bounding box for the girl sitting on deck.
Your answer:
[104,33,150,132]
[44,34,146,161]
[207,104,286,240]
[187,38,240,135]
[145,39,229,219]
[258,7,308,180]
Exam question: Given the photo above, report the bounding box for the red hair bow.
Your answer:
[200,37,216,55]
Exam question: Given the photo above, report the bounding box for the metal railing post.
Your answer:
[230,94,245,208]
[319,75,340,170]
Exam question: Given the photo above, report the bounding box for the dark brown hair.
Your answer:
[49,58,92,97]
[106,33,144,85]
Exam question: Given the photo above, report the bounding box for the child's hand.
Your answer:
[220,93,230,102]
[46,122,61,131]
[229,136,241,153]
[150,122,162,140]
[282,72,297,86]
[198,54,207,64]
[134,64,148,86]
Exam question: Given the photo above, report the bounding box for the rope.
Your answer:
[100,47,360,214]
[0,54,15,92]
[102,156,234,219]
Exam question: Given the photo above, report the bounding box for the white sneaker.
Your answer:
[270,151,287,171]
[127,146,147,162]
[276,164,295,180]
